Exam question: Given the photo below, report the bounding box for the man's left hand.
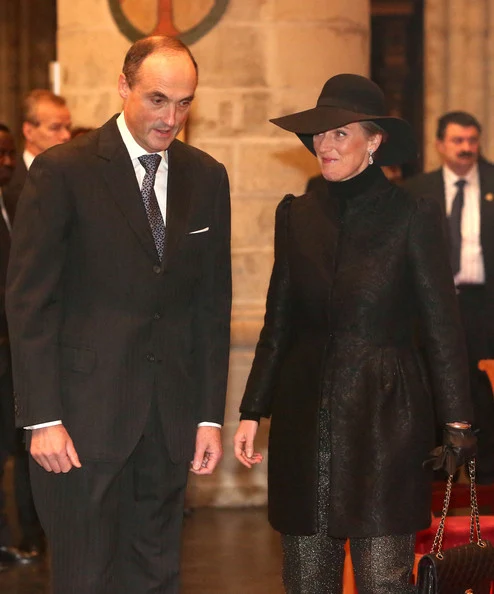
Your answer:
[190,426,223,475]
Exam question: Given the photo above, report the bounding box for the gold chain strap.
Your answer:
[430,459,486,559]
[468,459,485,547]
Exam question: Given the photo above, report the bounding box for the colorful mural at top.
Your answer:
[108,0,230,45]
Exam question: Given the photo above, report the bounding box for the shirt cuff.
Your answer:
[197,422,222,428]
[24,420,63,430]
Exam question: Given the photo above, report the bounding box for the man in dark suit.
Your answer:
[3,89,71,221]
[404,111,494,484]
[6,35,231,594]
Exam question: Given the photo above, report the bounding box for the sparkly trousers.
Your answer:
[281,411,417,594]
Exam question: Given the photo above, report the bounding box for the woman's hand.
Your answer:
[234,420,264,469]
[424,424,477,476]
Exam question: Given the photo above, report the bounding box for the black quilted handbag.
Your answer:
[416,460,494,594]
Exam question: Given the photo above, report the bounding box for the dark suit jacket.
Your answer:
[6,116,232,464]
[403,159,494,331]
[3,157,27,224]
[0,194,13,453]
[240,167,472,537]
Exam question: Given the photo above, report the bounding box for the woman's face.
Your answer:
[313,123,382,182]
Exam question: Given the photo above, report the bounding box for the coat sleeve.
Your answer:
[239,194,294,418]
[6,153,73,427]
[407,195,473,424]
[195,164,232,425]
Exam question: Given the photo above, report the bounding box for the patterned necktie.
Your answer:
[449,178,466,276]
[138,154,165,260]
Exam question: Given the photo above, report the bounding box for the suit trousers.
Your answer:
[457,285,494,482]
[0,448,12,546]
[30,402,189,594]
[0,370,15,546]
[281,410,416,594]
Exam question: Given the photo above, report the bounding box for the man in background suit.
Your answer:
[0,123,40,568]
[6,35,231,594]
[405,111,494,484]
[4,89,71,221]
[0,123,16,572]
[2,90,71,561]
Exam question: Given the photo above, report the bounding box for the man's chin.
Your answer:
[0,172,11,186]
[455,158,476,169]
[150,132,177,152]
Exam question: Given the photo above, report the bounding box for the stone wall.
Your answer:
[58,0,370,506]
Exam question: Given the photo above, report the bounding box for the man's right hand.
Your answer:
[31,425,81,473]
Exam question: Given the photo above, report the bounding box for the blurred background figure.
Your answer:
[0,123,38,567]
[4,89,71,222]
[404,111,494,485]
[1,89,71,565]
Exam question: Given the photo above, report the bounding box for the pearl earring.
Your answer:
[368,150,374,165]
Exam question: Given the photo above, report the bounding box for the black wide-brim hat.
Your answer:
[270,74,417,166]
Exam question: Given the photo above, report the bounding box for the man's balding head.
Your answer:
[22,90,72,156]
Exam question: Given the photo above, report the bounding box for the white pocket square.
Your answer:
[188,227,209,235]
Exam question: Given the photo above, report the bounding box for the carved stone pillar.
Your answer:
[57,0,370,506]
[187,0,370,506]
[424,0,493,170]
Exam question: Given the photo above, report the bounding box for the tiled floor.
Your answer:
[0,506,284,594]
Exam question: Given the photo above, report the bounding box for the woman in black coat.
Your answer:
[234,74,477,593]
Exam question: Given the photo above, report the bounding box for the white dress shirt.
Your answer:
[443,164,485,285]
[23,150,36,171]
[0,188,11,233]
[26,114,220,430]
[116,112,169,221]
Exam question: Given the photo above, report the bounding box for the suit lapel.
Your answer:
[432,169,447,213]
[97,117,159,263]
[479,161,494,272]
[163,140,193,270]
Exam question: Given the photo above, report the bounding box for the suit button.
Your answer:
[153,265,161,274]
[146,353,156,362]
[153,312,162,320]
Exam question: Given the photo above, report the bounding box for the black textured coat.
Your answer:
[240,166,473,538]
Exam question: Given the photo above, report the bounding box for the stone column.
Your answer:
[57,0,370,506]
[424,0,493,170]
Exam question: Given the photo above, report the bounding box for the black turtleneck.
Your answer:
[326,164,383,198]
[326,164,386,218]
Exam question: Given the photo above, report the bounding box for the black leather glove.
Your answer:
[424,425,478,476]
